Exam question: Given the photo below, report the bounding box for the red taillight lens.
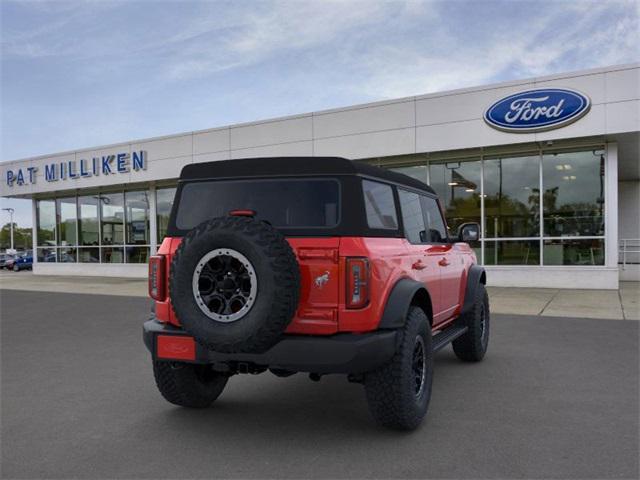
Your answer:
[149,255,166,301]
[346,257,370,309]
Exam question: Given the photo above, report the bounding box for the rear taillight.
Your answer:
[149,255,166,301]
[346,257,370,309]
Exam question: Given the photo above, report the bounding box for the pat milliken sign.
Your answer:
[5,150,147,187]
[484,88,591,133]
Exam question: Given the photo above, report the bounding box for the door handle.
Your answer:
[412,260,426,270]
[438,258,450,267]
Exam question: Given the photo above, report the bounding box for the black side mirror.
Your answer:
[457,222,480,243]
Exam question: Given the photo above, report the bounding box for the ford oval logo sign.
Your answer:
[484,88,591,133]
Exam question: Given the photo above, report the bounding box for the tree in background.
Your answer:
[0,223,32,251]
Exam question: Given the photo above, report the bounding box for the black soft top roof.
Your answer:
[179,157,435,195]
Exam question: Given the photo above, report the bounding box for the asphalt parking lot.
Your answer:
[1,290,638,479]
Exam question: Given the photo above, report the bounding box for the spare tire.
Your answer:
[169,216,300,353]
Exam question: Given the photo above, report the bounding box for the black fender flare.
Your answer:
[460,265,486,316]
[378,278,433,329]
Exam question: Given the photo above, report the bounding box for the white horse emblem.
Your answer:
[314,271,330,289]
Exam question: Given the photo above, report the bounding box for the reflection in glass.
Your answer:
[429,160,481,234]
[37,247,56,262]
[58,247,76,263]
[78,196,99,246]
[126,246,150,263]
[101,193,124,245]
[125,191,150,245]
[542,150,605,237]
[484,240,540,265]
[391,165,429,184]
[484,155,539,238]
[37,200,56,246]
[78,247,100,263]
[56,197,77,246]
[543,239,604,265]
[156,187,176,242]
[101,247,124,263]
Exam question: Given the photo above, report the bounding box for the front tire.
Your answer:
[364,307,433,430]
[153,361,228,408]
[452,283,490,362]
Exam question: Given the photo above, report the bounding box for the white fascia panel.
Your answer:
[314,128,415,159]
[230,115,312,150]
[313,101,415,139]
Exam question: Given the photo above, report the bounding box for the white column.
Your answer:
[149,185,158,255]
[605,142,619,272]
[31,198,38,269]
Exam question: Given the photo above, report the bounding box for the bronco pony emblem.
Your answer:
[314,271,330,289]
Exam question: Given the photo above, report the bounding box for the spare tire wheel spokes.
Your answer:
[192,248,258,323]
[170,216,300,353]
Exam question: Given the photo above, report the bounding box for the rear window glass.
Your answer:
[174,179,340,230]
[362,180,398,230]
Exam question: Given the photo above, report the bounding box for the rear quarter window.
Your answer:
[362,180,398,230]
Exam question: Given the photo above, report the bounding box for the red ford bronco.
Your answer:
[143,157,489,430]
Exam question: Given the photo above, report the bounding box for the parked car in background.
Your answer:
[0,253,16,269]
[11,252,33,272]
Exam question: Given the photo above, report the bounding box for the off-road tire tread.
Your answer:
[169,216,300,353]
[153,361,228,408]
[452,283,489,362]
[364,307,433,430]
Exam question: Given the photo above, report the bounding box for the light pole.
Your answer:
[2,207,15,251]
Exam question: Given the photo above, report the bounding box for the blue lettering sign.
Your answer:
[132,150,146,170]
[16,169,24,186]
[80,159,91,177]
[102,155,113,175]
[68,161,79,179]
[45,164,58,182]
[484,88,591,133]
[27,167,38,183]
[117,153,129,173]
[6,170,14,186]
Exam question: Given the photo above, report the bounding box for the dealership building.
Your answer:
[1,63,638,289]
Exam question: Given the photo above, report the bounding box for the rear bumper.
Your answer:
[143,319,397,374]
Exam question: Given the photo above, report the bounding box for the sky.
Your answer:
[1,0,639,228]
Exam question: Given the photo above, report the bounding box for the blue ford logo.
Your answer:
[484,88,591,133]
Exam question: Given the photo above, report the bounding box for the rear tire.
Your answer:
[153,361,228,408]
[364,307,433,430]
[452,283,490,362]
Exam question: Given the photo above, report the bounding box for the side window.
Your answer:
[362,180,398,230]
[420,196,448,243]
[398,189,426,244]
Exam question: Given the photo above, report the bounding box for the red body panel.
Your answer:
[153,235,476,334]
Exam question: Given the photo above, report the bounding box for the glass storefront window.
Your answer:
[100,193,124,245]
[484,240,540,265]
[58,247,76,263]
[484,155,540,238]
[125,190,150,245]
[78,196,99,246]
[542,150,605,237]
[101,247,124,263]
[36,200,56,246]
[543,238,604,265]
[126,246,149,263]
[37,246,56,262]
[78,247,99,263]
[156,187,176,243]
[429,160,481,235]
[56,197,77,246]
